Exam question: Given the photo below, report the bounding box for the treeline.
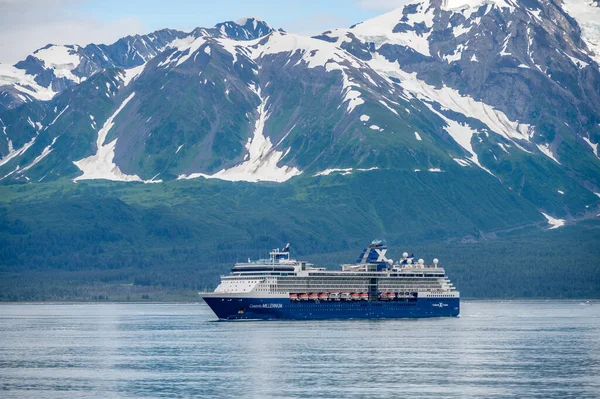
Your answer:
[1,222,598,301]
[0,176,598,301]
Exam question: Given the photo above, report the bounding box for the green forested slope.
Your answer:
[0,171,598,300]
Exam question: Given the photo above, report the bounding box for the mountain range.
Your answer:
[0,0,599,299]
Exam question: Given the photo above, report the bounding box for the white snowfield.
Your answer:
[0,64,56,102]
[541,212,565,229]
[73,92,160,183]
[314,167,379,177]
[119,64,146,87]
[351,2,435,56]
[33,45,83,83]
[562,0,600,67]
[442,0,517,15]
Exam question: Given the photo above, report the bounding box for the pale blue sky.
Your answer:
[80,0,385,33]
[0,0,406,64]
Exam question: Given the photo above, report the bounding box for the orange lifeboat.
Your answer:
[308,293,319,300]
[359,293,369,301]
[386,292,396,300]
[351,293,360,301]
[299,293,309,301]
[289,293,298,301]
[318,293,329,301]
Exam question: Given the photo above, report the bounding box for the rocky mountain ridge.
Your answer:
[0,3,599,227]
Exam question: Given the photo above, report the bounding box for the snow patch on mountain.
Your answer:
[542,212,565,229]
[253,32,366,113]
[119,64,146,87]
[46,105,69,129]
[0,134,38,168]
[0,64,56,101]
[367,54,534,145]
[215,38,245,65]
[562,0,600,66]
[314,167,379,177]
[350,4,434,56]
[0,123,12,153]
[582,136,599,158]
[565,52,590,69]
[536,143,561,164]
[73,93,151,183]
[454,158,471,166]
[424,102,496,176]
[33,45,83,83]
[254,32,356,69]
[442,0,517,16]
[178,87,301,183]
[20,136,59,174]
[315,168,353,176]
[158,35,208,68]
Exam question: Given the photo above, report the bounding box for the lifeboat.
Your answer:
[386,292,396,300]
[378,292,389,301]
[289,293,298,301]
[340,292,352,301]
[329,292,340,300]
[359,293,369,301]
[299,293,309,301]
[351,293,360,300]
[308,293,319,300]
[318,293,329,301]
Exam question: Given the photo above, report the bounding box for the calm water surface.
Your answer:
[0,301,599,398]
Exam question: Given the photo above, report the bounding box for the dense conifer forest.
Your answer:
[1,175,598,301]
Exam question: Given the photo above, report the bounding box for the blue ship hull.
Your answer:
[203,297,460,320]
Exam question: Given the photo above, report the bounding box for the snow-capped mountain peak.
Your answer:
[215,17,274,41]
[0,5,599,222]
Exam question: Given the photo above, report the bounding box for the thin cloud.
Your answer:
[284,12,352,36]
[0,0,146,64]
[355,0,412,10]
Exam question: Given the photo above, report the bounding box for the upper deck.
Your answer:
[211,242,458,297]
[224,241,451,281]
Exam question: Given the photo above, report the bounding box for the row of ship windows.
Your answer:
[273,282,447,285]
[290,303,417,307]
[227,273,446,281]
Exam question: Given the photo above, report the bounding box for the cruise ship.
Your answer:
[201,241,460,320]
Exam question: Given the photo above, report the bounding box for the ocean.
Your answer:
[0,301,598,398]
